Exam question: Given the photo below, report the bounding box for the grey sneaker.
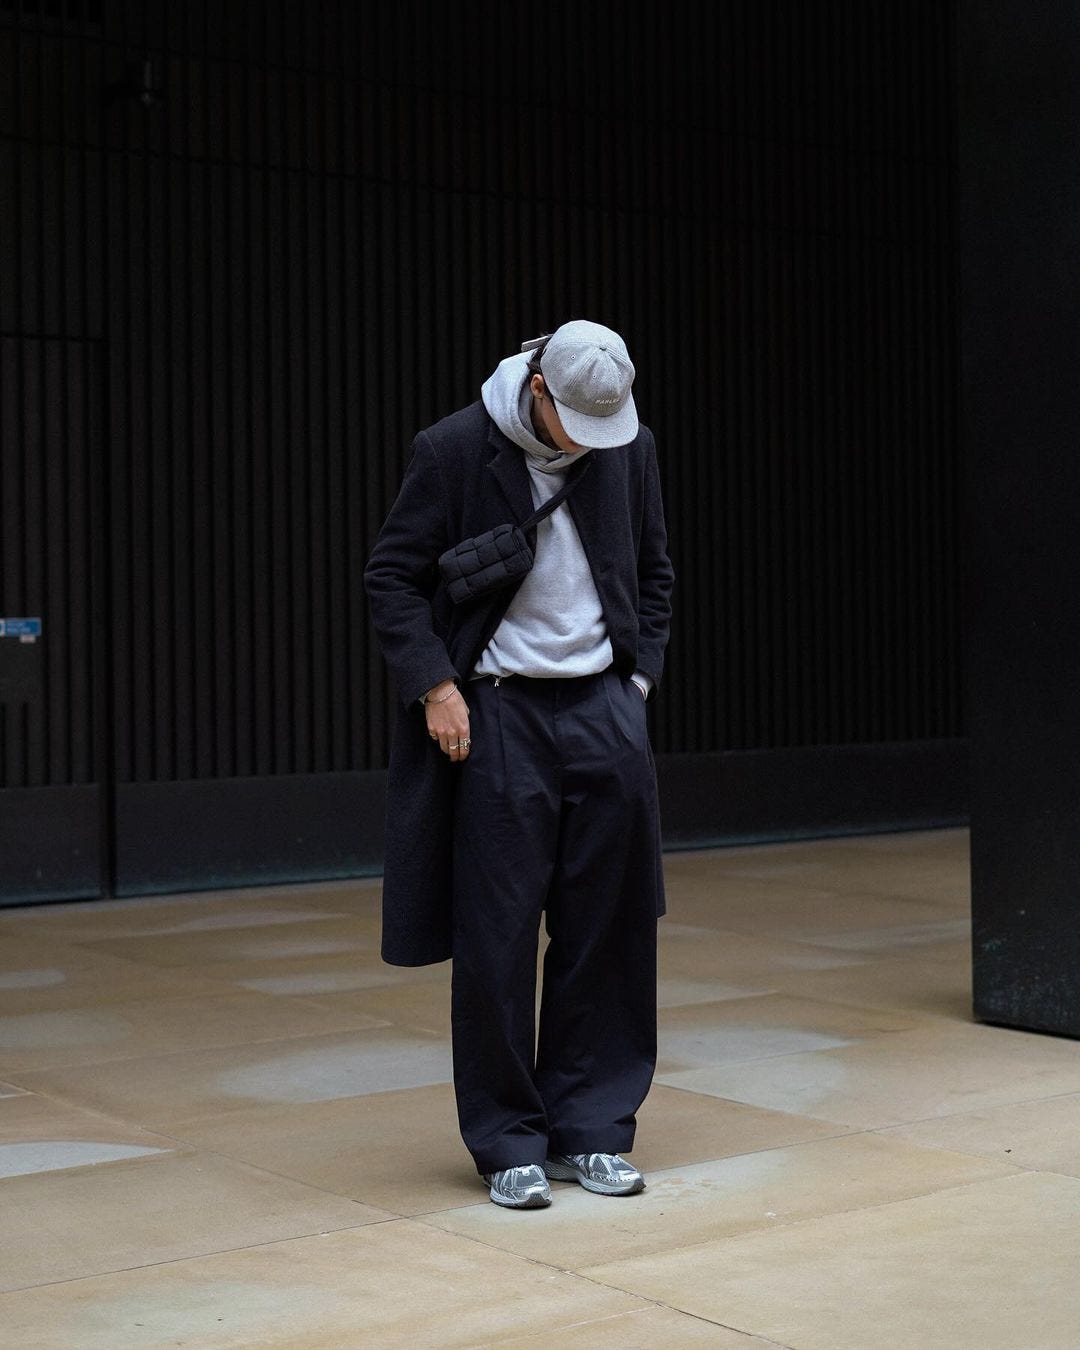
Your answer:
[482,1163,552,1209]
[544,1152,646,1196]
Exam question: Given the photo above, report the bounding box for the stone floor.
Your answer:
[1,827,1078,1347]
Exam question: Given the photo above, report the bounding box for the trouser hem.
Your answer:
[472,1144,550,1176]
[547,1128,636,1157]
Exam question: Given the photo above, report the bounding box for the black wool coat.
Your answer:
[363,399,675,966]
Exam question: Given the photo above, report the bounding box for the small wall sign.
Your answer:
[0,617,42,643]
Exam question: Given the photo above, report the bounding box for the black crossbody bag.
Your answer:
[438,459,590,605]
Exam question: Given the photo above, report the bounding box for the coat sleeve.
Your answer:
[363,430,461,710]
[635,428,675,694]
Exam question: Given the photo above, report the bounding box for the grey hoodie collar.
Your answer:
[481,351,594,475]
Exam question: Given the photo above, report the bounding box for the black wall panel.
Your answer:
[0,1,963,900]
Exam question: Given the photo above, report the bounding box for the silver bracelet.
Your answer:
[423,684,458,705]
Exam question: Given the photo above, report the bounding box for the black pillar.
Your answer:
[961,3,1080,1032]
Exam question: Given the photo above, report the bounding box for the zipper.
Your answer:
[493,677,501,687]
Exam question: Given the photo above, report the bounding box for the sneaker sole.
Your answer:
[544,1159,646,1196]
[488,1188,551,1209]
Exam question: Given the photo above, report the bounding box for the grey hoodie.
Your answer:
[468,352,651,695]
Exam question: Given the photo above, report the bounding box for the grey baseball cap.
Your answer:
[521,319,638,449]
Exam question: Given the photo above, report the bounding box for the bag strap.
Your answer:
[519,457,591,531]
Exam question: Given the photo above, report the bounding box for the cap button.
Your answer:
[598,343,608,351]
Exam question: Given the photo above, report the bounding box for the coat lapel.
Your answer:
[485,423,537,523]
[485,420,605,532]
[564,445,609,562]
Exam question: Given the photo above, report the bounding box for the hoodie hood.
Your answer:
[481,351,593,474]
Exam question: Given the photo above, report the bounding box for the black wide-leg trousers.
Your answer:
[450,665,661,1175]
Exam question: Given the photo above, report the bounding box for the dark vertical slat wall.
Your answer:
[0,334,101,791]
[352,0,960,760]
[0,1,962,901]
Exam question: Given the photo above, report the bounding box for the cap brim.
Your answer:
[551,389,639,449]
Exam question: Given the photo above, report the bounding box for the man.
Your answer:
[364,319,674,1208]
